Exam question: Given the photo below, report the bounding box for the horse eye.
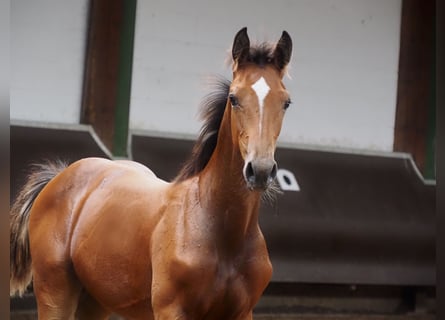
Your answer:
[229,94,239,107]
[284,99,292,110]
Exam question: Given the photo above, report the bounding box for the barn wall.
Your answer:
[10,0,89,124]
[130,0,402,152]
[10,0,403,152]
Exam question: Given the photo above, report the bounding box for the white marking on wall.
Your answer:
[251,77,270,134]
[276,169,300,191]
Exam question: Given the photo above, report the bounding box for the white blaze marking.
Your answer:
[251,77,270,134]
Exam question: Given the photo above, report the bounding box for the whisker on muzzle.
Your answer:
[261,179,282,205]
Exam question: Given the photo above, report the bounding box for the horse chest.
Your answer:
[155,241,271,318]
[152,191,272,317]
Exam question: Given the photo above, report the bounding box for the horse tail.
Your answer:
[10,160,67,297]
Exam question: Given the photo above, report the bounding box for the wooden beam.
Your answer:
[393,0,435,177]
[81,0,136,157]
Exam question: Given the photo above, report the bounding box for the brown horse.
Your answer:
[10,27,292,319]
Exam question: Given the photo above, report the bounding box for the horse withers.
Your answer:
[10,27,292,319]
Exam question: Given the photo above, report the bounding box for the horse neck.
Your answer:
[198,105,262,244]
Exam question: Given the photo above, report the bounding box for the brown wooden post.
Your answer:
[393,0,435,177]
[81,0,136,157]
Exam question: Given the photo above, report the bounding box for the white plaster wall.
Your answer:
[10,0,89,124]
[130,0,402,151]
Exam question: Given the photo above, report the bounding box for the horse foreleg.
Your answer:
[152,302,189,320]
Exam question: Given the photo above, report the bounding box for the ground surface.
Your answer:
[11,285,435,319]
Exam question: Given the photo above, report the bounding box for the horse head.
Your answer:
[229,27,292,191]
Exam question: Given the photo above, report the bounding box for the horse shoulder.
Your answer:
[152,178,213,265]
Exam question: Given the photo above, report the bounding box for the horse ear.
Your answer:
[273,31,292,70]
[232,27,250,67]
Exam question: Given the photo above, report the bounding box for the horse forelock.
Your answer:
[247,42,275,67]
[175,77,231,182]
[226,42,277,69]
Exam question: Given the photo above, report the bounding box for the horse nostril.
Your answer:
[270,163,278,180]
[245,161,255,182]
[244,159,277,189]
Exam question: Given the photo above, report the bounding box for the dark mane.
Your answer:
[175,77,231,182]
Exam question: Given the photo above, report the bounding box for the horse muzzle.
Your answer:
[243,158,278,191]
